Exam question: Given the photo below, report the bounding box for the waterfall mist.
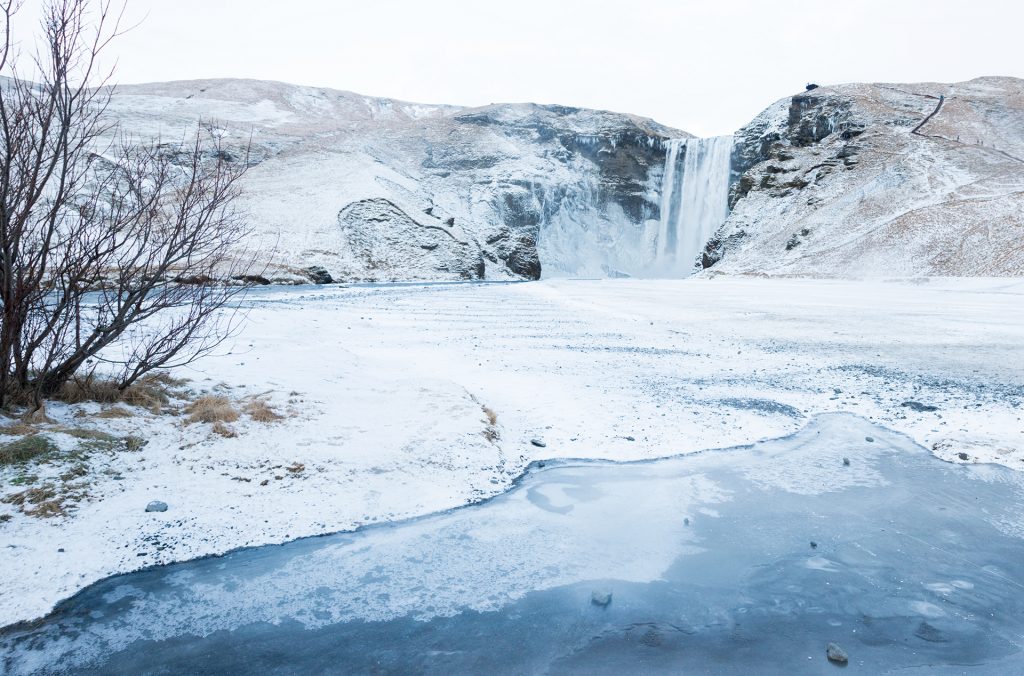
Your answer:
[655,135,733,276]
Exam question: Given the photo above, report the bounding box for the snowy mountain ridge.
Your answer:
[102,76,1024,281]
[104,78,685,282]
[708,76,1024,277]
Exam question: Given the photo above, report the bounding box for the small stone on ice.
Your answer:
[957,452,970,461]
[145,501,168,513]
[826,642,848,664]
[591,590,612,607]
[865,436,874,443]
[843,457,850,466]
[810,541,818,549]
[530,438,546,448]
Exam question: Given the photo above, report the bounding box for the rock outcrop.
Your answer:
[706,77,1024,277]
[102,80,683,282]
[101,76,1024,281]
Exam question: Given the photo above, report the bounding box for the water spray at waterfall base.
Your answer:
[655,136,733,276]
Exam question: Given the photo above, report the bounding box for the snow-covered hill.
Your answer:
[104,79,683,282]
[103,76,1024,281]
[705,77,1024,277]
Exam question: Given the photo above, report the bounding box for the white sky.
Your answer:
[12,0,1024,136]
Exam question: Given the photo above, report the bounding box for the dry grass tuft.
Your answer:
[55,372,188,414]
[25,500,65,518]
[186,395,239,424]
[286,462,305,474]
[50,426,117,442]
[0,435,59,465]
[96,406,134,419]
[212,421,238,438]
[3,484,56,507]
[0,421,37,437]
[22,406,54,425]
[482,406,498,426]
[244,398,284,423]
[481,405,499,443]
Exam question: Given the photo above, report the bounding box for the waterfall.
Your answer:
[655,135,733,275]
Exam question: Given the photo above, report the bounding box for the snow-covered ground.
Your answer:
[2,277,1023,626]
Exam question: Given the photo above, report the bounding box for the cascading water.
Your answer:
[655,135,733,275]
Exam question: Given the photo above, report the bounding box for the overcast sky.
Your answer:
[13,0,1024,135]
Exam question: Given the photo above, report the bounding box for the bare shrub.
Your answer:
[187,396,239,424]
[0,0,262,412]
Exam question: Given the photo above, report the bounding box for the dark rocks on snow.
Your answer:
[145,501,168,513]
[865,436,875,443]
[806,83,820,91]
[232,274,271,285]
[305,266,334,285]
[826,642,849,664]
[530,438,547,448]
[843,457,851,466]
[902,401,939,413]
[958,452,970,461]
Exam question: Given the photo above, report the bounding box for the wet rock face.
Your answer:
[558,128,668,223]
[787,94,853,147]
[729,93,861,210]
[327,104,676,281]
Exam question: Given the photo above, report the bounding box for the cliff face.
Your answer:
[104,76,1024,282]
[103,80,684,282]
[705,77,1024,277]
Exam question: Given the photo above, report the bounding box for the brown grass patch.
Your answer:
[3,484,56,507]
[96,406,134,419]
[212,421,238,438]
[481,405,499,443]
[186,395,239,424]
[0,422,37,436]
[55,372,188,413]
[286,462,305,474]
[244,398,283,423]
[0,435,59,465]
[25,500,65,518]
[482,406,498,426]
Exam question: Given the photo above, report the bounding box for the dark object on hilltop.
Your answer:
[806,83,820,91]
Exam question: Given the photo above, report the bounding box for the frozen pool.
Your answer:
[3,413,1024,674]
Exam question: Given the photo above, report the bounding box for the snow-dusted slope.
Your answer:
[104,79,685,282]
[104,77,1024,281]
[705,77,1024,277]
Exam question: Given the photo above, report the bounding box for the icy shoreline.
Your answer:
[1,277,1022,626]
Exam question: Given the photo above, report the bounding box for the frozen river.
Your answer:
[4,414,1024,674]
